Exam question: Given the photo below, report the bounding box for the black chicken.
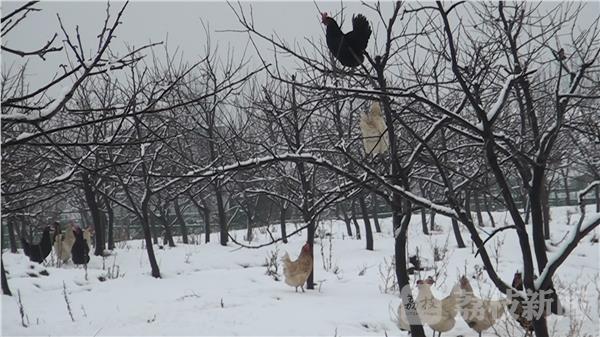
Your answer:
[71,226,90,265]
[21,225,55,263]
[321,12,372,67]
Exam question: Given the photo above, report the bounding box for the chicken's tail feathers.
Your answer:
[352,14,372,51]
[281,252,291,263]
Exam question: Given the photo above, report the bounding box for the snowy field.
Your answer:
[2,205,599,336]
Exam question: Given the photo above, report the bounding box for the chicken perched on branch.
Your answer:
[360,101,388,155]
[458,276,507,337]
[282,243,313,292]
[416,277,461,337]
[321,12,371,67]
[21,224,56,263]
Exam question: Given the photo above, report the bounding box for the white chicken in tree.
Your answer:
[360,101,388,155]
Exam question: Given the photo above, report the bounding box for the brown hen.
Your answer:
[282,243,313,292]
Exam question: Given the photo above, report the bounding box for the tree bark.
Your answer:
[339,202,353,237]
[7,220,17,253]
[420,208,429,235]
[394,200,425,337]
[150,212,159,245]
[541,176,551,240]
[280,204,288,244]
[371,193,381,233]
[81,172,105,256]
[245,215,254,243]
[79,208,90,229]
[358,194,373,250]
[562,168,571,205]
[473,190,484,226]
[483,192,497,227]
[156,208,175,248]
[359,193,374,251]
[451,218,466,248]
[202,204,211,243]
[524,194,531,225]
[103,194,115,250]
[215,183,228,246]
[188,193,210,243]
[1,259,11,296]
[141,198,161,278]
[596,185,600,212]
[174,198,189,244]
[350,200,362,240]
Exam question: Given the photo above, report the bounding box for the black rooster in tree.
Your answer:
[321,12,372,67]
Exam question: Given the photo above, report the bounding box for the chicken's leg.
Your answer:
[301,286,305,293]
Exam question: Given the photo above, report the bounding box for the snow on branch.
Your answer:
[535,181,600,290]
[155,152,457,219]
[1,86,71,123]
[486,70,536,124]
[577,180,599,204]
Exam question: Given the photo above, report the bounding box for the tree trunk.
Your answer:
[198,198,211,243]
[473,190,484,227]
[103,194,115,250]
[359,193,374,251]
[541,177,551,240]
[339,202,353,237]
[245,215,254,243]
[451,218,466,248]
[150,213,158,245]
[174,198,189,244]
[81,173,105,256]
[596,185,600,212]
[157,208,175,248]
[524,195,531,225]
[350,200,362,240]
[531,171,563,315]
[215,183,228,246]
[420,208,429,235]
[483,192,497,227]
[126,217,131,240]
[99,211,109,250]
[7,220,17,253]
[1,259,11,296]
[394,200,426,337]
[189,193,210,243]
[562,168,571,205]
[141,199,160,278]
[371,193,381,233]
[280,204,288,244]
[464,189,472,222]
[306,218,315,290]
[429,210,436,231]
[533,313,550,337]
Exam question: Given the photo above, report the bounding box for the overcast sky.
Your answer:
[2,1,599,94]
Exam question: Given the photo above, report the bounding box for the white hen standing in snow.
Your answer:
[416,277,461,337]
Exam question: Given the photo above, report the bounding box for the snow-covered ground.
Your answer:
[2,205,599,336]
